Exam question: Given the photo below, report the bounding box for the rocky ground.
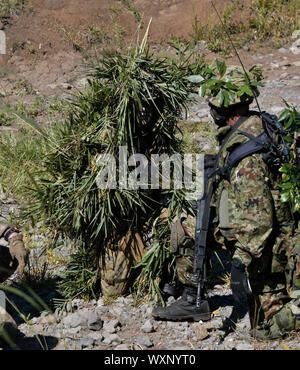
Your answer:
[0,2,300,351]
[3,276,300,351]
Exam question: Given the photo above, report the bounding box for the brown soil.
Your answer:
[1,0,249,63]
[0,1,298,107]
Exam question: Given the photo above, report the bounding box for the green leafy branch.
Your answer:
[278,101,300,213]
[187,59,264,107]
[279,99,300,136]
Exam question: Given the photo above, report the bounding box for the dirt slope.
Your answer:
[1,0,244,63]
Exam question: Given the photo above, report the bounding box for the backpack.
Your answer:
[215,111,293,182]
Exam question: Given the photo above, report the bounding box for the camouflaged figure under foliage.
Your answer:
[153,64,300,340]
[0,216,28,282]
[100,232,146,297]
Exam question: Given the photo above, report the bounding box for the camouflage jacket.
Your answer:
[213,114,293,267]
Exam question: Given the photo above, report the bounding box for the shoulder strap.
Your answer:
[217,110,292,181]
[217,116,251,158]
[220,132,271,181]
[209,115,250,181]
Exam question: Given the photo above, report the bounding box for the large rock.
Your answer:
[103,319,121,334]
[141,319,155,333]
[291,30,300,39]
[290,39,300,55]
[62,312,86,328]
[136,335,153,348]
[87,312,103,331]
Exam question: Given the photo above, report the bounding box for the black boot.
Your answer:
[152,286,211,322]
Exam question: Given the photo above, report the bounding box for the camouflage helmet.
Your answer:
[208,65,261,109]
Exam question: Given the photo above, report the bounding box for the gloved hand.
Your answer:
[8,233,29,277]
[230,258,252,303]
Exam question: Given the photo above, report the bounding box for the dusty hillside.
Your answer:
[1,0,245,61]
[0,0,298,99]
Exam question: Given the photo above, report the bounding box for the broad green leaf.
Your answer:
[224,82,239,90]
[280,192,290,202]
[284,135,293,143]
[280,182,292,190]
[187,75,205,83]
[284,117,294,130]
[241,85,253,96]
[222,90,230,107]
[202,67,215,75]
[217,90,224,106]
[279,109,290,121]
[216,59,226,77]
[206,78,218,87]
[199,83,207,98]
[292,199,300,213]
[227,90,236,102]
[250,81,264,87]
[279,163,292,173]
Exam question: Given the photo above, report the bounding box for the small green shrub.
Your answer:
[0,0,23,19]
[189,1,299,52]
[248,0,299,40]
[0,111,13,126]
[0,127,46,201]
[189,3,245,53]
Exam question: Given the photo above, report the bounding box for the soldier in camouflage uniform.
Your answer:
[0,216,28,346]
[153,66,300,339]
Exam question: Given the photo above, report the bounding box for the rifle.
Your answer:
[193,117,251,309]
[193,154,216,309]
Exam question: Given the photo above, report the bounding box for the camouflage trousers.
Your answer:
[171,213,300,331]
[99,232,146,297]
